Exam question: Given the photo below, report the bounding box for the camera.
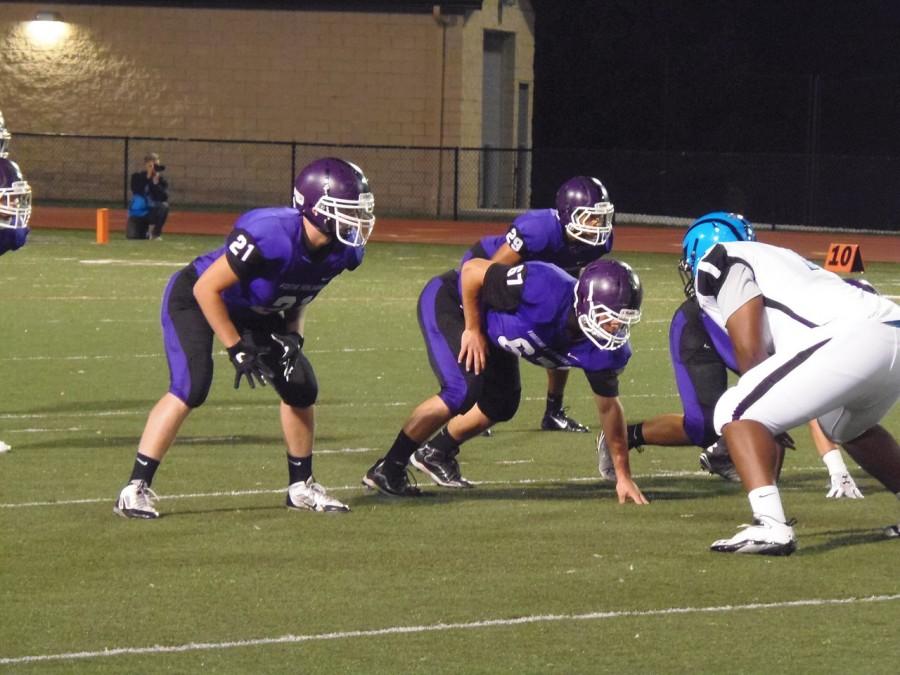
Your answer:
[154,163,167,172]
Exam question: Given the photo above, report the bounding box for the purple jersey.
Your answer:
[0,227,28,256]
[700,310,738,371]
[482,261,631,372]
[191,207,363,315]
[462,209,613,274]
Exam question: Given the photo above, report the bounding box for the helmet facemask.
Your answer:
[0,180,32,229]
[677,258,695,298]
[294,188,375,248]
[577,302,641,351]
[565,200,614,246]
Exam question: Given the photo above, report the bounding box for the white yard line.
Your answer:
[2,594,898,665]
[0,468,825,510]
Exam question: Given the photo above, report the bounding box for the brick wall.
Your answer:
[0,1,535,213]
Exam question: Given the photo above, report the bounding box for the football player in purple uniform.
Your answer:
[0,110,11,158]
[114,158,375,518]
[362,257,649,505]
[0,152,32,455]
[597,213,864,499]
[454,176,615,435]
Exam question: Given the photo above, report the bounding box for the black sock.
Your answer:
[546,393,563,414]
[287,454,313,484]
[428,426,461,453]
[627,423,645,450]
[385,430,419,465]
[129,452,160,485]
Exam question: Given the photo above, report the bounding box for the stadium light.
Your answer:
[26,11,69,47]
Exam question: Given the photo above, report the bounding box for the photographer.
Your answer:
[126,152,169,240]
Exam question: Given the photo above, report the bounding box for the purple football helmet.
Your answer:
[574,258,642,350]
[292,157,374,247]
[0,110,10,158]
[0,158,32,229]
[555,176,614,247]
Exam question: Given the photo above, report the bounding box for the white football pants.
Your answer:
[714,319,900,443]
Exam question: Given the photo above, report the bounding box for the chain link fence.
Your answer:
[10,132,900,231]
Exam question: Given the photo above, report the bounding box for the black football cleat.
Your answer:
[540,408,589,433]
[362,458,421,497]
[699,440,741,482]
[410,444,472,488]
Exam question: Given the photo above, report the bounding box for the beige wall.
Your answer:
[0,1,534,213]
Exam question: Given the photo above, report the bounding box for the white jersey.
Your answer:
[696,241,900,442]
[694,241,900,353]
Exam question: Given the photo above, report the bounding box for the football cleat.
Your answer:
[699,441,741,482]
[596,431,617,482]
[0,440,10,453]
[362,458,421,497]
[884,524,900,539]
[410,444,472,488]
[287,476,350,513]
[541,408,589,433]
[113,479,160,519]
[710,515,797,556]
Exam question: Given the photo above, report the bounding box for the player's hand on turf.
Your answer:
[227,340,274,389]
[826,472,864,499]
[271,332,303,379]
[458,328,488,374]
[616,477,649,505]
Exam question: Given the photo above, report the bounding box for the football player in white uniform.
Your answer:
[598,213,864,499]
[687,235,900,555]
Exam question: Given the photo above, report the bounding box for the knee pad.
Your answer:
[274,352,318,407]
[478,387,521,422]
[171,355,213,409]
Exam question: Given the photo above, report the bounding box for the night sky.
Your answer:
[533,0,900,227]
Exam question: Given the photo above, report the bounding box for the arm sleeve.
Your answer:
[584,368,621,397]
[481,263,527,312]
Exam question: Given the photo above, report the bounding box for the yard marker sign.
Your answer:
[824,243,864,272]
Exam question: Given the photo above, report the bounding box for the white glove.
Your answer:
[826,472,864,499]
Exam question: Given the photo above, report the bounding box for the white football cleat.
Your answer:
[287,476,350,513]
[114,479,160,519]
[0,440,10,454]
[884,524,899,539]
[710,515,797,556]
[826,472,864,499]
[596,431,616,482]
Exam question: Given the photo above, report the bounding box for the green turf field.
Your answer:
[1,230,898,673]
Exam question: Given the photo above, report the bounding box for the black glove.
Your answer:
[227,339,274,389]
[271,332,304,379]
